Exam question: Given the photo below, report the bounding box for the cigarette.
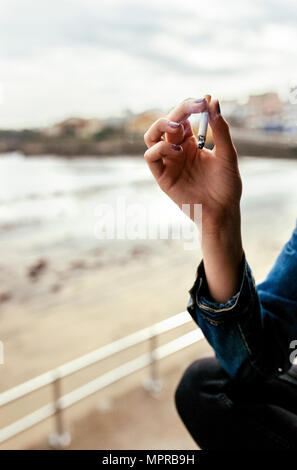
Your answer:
[197,94,211,150]
[197,111,209,149]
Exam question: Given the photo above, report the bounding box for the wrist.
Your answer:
[201,203,241,239]
[202,205,243,263]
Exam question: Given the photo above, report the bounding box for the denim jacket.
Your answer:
[187,221,297,382]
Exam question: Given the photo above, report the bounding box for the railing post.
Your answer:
[143,333,162,394]
[48,372,71,449]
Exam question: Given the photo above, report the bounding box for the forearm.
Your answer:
[188,221,297,380]
[188,204,268,382]
[201,205,243,303]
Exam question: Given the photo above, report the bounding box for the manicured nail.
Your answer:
[192,98,207,113]
[216,101,221,114]
[172,144,182,151]
[168,121,180,128]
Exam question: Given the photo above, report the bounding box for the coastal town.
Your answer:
[0,92,297,158]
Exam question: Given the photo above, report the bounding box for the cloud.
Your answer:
[0,0,295,127]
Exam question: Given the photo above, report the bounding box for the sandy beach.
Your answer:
[0,155,296,394]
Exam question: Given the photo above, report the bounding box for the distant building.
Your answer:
[220,100,248,126]
[245,93,283,130]
[247,92,283,115]
[44,117,104,138]
[125,110,163,134]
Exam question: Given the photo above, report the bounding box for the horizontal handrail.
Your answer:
[0,329,203,444]
[0,277,264,446]
[0,311,190,407]
[0,310,202,445]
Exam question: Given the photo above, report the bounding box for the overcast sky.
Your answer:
[0,0,296,128]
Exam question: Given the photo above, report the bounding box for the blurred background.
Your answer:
[0,0,296,450]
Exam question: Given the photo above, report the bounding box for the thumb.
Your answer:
[208,99,236,156]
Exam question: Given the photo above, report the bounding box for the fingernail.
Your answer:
[192,98,207,113]
[210,101,221,121]
[172,144,182,151]
[168,121,180,128]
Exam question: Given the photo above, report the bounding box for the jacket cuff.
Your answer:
[187,252,256,325]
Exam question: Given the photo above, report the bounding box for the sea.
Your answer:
[0,152,296,265]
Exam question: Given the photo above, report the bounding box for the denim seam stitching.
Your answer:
[237,322,267,376]
[237,322,252,356]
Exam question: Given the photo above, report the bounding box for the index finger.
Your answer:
[167,97,207,124]
[144,117,183,149]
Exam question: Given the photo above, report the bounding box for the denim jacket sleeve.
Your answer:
[187,221,297,383]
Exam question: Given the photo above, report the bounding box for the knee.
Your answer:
[174,356,226,416]
[175,358,212,413]
[174,370,191,418]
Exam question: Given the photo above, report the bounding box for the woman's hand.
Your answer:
[144,96,244,303]
[144,96,242,233]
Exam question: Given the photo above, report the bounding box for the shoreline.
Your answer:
[0,127,296,159]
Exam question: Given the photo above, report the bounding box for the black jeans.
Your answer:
[175,357,297,450]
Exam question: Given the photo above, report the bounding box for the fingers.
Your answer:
[144,141,183,179]
[144,117,183,148]
[208,99,236,156]
[167,97,207,125]
[144,98,207,150]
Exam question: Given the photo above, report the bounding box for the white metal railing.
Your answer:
[0,311,203,448]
